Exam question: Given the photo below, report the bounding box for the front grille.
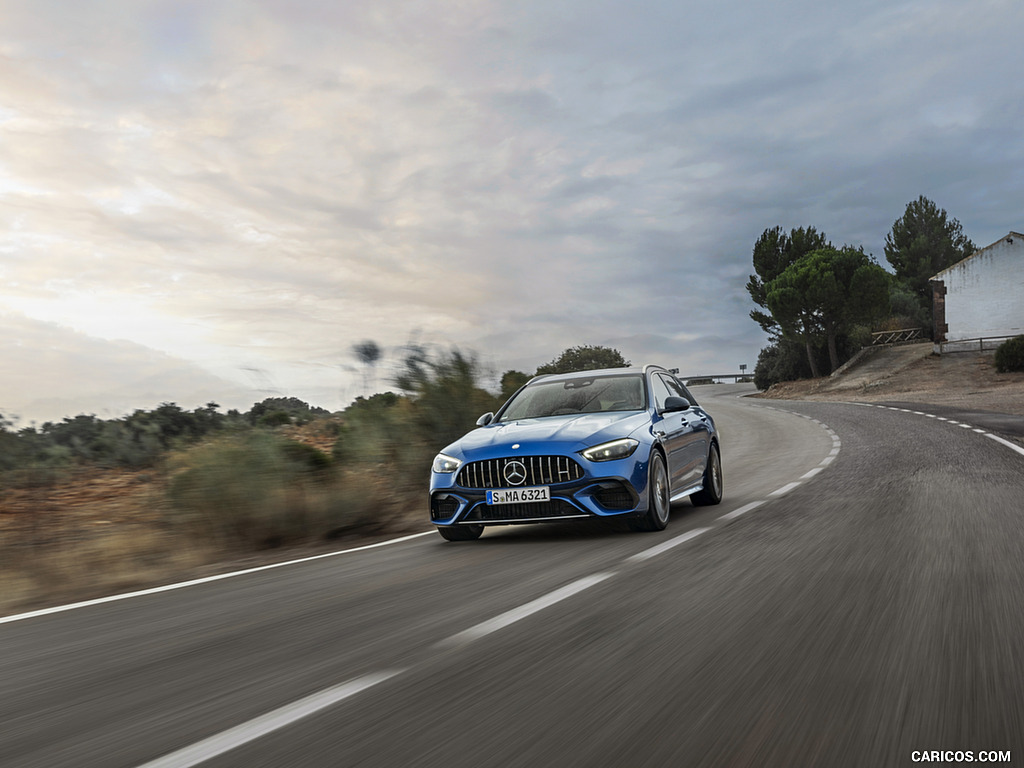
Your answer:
[458,456,584,489]
[463,498,585,522]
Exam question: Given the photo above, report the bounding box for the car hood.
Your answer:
[447,411,651,456]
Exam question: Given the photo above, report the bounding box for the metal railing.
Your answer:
[934,335,1020,354]
[871,328,925,346]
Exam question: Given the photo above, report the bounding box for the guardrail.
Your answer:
[685,374,754,384]
[871,328,925,346]
[934,335,1019,354]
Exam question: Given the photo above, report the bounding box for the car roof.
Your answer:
[527,365,673,385]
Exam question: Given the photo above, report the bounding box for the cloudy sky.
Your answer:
[2,0,1022,424]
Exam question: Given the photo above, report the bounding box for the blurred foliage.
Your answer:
[166,432,339,550]
[0,397,330,477]
[535,345,630,375]
[995,336,1024,373]
[500,370,531,402]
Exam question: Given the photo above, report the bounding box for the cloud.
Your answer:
[0,312,263,425]
[1,0,1022,421]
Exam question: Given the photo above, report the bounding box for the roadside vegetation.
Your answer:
[0,343,629,613]
[995,336,1024,373]
[750,195,976,390]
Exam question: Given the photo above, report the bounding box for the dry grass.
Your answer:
[755,351,1024,415]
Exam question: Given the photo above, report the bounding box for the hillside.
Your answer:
[755,345,1024,416]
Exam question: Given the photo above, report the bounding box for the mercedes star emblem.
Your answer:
[503,460,527,486]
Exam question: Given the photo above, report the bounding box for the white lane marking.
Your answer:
[138,670,403,768]
[0,532,436,625]
[986,433,1024,459]
[627,527,711,563]
[719,501,765,521]
[439,572,617,648]
[821,455,836,465]
[770,482,801,497]
[801,467,824,480]
[937,417,949,421]
[959,423,972,429]
[974,428,987,434]
[927,414,937,418]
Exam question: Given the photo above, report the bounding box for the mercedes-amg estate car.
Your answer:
[429,365,722,540]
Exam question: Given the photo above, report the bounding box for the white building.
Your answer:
[930,232,1024,350]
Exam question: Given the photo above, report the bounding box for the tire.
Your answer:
[629,451,671,532]
[691,443,723,506]
[436,524,484,541]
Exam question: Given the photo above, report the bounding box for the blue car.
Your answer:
[429,365,722,541]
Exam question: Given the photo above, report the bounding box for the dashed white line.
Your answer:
[138,670,404,768]
[852,402,1024,462]
[627,527,712,563]
[439,572,618,649]
[718,500,765,521]
[801,467,824,480]
[770,482,802,497]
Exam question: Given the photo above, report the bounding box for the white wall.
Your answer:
[939,235,1024,341]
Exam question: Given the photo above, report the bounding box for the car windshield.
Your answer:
[497,374,646,421]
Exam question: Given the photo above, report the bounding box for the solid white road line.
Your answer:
[439,572,618,648]
[985,432,1024,459]
[0,531,436,625]
[138,671,404,768]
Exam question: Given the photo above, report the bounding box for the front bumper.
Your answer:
[430,475,644,526]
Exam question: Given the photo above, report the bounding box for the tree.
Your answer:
[884,196,975,317]
[535,345,630,375]
[747,226,831,337]
[352,340,382,395]
[766,247,890,375]
[499,370,531,401]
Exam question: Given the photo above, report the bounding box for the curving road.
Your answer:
[2,385,1023,767]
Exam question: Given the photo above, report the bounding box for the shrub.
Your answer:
[753,340,813,390]
[994,335,1024,373]
[167,433,339,550]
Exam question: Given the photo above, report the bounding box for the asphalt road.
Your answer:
[3,385,1024,768]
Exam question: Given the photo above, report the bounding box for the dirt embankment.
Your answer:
[754,348,1024,416]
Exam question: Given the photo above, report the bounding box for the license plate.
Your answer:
[486,486,550,505]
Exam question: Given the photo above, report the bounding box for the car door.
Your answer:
[665,375,710,486]
[650,373,703,493]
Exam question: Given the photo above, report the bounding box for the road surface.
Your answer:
[2,385,1023,767]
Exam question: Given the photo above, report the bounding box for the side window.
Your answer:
[668,377,698,407]
[651,374,674,411]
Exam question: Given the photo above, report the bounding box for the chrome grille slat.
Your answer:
[457,456,585,489]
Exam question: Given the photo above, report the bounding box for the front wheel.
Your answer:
[629,451,670,532]
[436,524,484,541]
[691,443,723,506]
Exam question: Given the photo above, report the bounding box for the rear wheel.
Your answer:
[629,451,670,532]
[691,443,723,506]
[436,524,484,541]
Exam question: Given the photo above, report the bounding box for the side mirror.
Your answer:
[476,412,494,426]
[661,396,691,414]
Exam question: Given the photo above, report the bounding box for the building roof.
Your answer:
[931,231,1023,280]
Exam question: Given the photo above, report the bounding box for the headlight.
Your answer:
[581,438,639,462]
[432,453,462,473]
